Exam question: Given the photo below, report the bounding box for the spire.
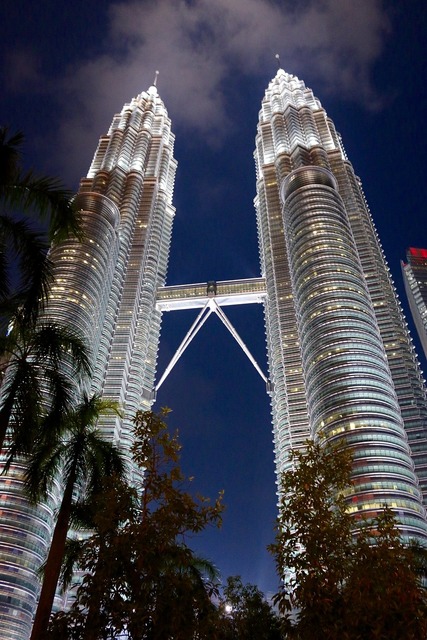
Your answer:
[272,54,297,85]
[148,70,159,97]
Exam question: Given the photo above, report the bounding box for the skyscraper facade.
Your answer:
[0,83,177,638]
[49,82,177,471]
[1,68,427,638]
[402,247,427,361]
[254,68,427,538]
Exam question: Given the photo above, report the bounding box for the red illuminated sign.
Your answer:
[409,247,427,259]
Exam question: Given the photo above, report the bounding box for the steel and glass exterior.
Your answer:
[80,84,177,467]
[0,84,177,638]
[255,69,427,538]
[402,248,427,361]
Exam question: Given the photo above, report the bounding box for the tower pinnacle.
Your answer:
[148,70,160,97]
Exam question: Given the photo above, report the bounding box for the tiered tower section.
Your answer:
[76,84,177,470]
[255,69,427,539]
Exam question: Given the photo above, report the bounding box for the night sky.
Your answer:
[1,0,427,595]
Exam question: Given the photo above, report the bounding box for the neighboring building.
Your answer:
[402,247,427,361]
[2,68,427,637]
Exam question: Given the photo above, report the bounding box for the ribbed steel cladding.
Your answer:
[282,168,426,526]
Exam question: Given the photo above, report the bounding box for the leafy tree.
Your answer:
[270,440,353,638]
[216,575,282,640]
[343,509,427,640]
[47,408,224,639]
[270,439,427,640]
[27,394,125,640]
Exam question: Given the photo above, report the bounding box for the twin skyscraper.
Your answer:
[1,68,427,638]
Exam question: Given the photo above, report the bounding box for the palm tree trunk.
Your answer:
[30,468,76,640]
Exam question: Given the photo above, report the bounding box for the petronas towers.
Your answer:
[1,68,427,637]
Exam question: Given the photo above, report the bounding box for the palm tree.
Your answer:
[0,127,89,456]
[0,316,91,458]
[0,127,80,242]
[0,126,81,329]
[26,393,125,640]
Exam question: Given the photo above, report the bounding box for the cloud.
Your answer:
[36,0,391,180]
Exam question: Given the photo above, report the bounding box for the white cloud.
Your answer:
[50,0,390,180]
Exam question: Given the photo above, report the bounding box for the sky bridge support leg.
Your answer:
[155,299,270,393]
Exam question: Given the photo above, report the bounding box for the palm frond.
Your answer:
[39,370,75,437]
[186,553,220,584]
[0,214,53,324]
[1,172,81,243]
[85,436,126,494]
[0,357,42,461]
[23,394,126,552]
[24,439,68,502]
[72,394,122,427]
[5,371,42,457]
[60,537,87,591]
[0,127,24,184]
[34,322,92,377]
[0,246,10,304]
[0,320,90,457]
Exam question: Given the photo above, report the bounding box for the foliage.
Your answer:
[0,318,90,457]
[47,409,224,639]
[0,126,81,330]
[28,394,125,640]
[270,439,427,640]
[343,509,427,640]
[216,575,282,640]
[0,127,89,457]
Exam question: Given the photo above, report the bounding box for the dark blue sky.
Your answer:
[1,0,427,594]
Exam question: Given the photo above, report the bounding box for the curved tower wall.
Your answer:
[47,192,120,375]
[255,69,427,539]
[282,166,426,535]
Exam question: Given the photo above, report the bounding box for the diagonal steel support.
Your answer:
[210,300,268,384]
[155,298,271,393]
[155,301,214,392]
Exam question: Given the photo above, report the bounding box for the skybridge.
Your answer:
[155,277,272,394]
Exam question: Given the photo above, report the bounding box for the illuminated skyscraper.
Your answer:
[254,68,427,538]
[1,67,427,638]
[402,247,427,361]
[49,81,177,471]
[0,81,177,638]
